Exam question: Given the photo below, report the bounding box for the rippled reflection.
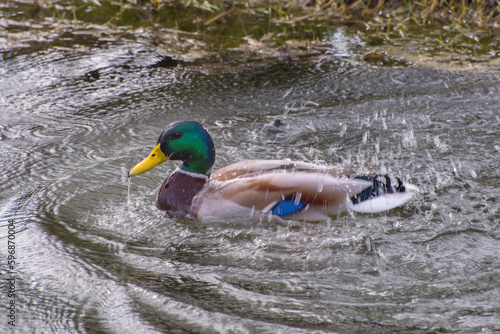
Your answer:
[0,46,499,333]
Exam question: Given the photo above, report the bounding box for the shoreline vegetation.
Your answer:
[1,1,499,67]
[177,0,500,26]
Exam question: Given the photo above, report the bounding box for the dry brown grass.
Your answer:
[169,0,500,26]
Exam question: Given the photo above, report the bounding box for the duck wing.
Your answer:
[211,159,374,181]
[194,171,373,222]
[196,160,417,222]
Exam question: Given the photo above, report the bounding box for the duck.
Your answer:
[128,120,417,223]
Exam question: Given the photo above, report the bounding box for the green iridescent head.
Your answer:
[128,121,215,177]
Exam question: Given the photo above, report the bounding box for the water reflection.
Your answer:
[0,45,499,333]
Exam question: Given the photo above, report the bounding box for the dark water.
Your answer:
[1,36,499,333]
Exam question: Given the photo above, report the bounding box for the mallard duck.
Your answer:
[128,121,417,223]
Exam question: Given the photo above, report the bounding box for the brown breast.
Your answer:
[156,171,207,217]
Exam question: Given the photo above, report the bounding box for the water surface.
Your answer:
[1,35,499,333]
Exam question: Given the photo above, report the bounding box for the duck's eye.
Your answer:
[169,131,183,140]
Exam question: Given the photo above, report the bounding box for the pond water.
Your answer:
[1,31,499,333]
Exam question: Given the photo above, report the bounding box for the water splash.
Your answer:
[128,177,131,210]
[317,180,324,193]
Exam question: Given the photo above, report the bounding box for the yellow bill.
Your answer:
[128,143,168,177]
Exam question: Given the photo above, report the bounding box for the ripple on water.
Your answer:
[1,47,499,333]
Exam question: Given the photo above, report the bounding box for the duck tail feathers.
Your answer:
[349,175,418,213]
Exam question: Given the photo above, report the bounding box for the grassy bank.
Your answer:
[72,0,500,60]
[172,0,500,27]
[2,0,499,66]
[10,0,499,30]
[283,0,498,24]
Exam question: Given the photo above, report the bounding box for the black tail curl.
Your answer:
[350,175,406,205]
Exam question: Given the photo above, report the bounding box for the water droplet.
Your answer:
[317,181,323,193]
[362,130,370,144]
[402,129,416,148]
[294,192,302,205]
[339,124,347,137]
[127,177,132,212]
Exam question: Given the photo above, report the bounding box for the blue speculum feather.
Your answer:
[272,200,306,216]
